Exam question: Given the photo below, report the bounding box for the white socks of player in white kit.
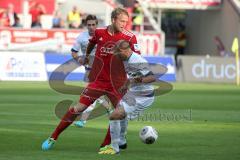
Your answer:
[109,118,128,152]
[119,117,128,145]
[109,120,120,152]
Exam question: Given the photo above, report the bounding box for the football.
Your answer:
[139,126,158,144]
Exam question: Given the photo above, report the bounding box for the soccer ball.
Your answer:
[139,126,158,144]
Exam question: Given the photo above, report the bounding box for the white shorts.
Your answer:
[119,92,154,120]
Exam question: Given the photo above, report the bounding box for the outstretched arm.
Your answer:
[84,42,96,65]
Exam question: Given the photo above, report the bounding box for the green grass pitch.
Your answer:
[0,82,240,160]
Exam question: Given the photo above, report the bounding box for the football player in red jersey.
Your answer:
[41,7,140,151]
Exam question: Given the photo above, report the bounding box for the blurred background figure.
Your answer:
[6,3,18,27]
[29,1,46,28]
[0,3,18,27]
[52,10,65,28]
[131,0,143,32]
[214,36,228,57]
[67,5,81,29]
[12,16,23,28]
[175,23,187,68]
[0,8,10,27]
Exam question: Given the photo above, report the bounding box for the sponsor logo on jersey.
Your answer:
[100,41,116,55]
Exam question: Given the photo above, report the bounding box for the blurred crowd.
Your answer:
[0,3,21,27]
[0,2,87,29]
[0,1,144,31]
[52,5,86,29]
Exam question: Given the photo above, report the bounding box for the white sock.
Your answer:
[119,117,128,145]
[109,120,120,152]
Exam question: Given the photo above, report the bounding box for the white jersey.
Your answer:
[120,52,155,120]
[124,52,154,97]
[71,31,96,56]
[71,31,97,81]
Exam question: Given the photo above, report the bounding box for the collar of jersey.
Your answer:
[106,26,121,36]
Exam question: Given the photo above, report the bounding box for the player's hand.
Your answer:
[118,79,131,94]
[77,57,84,65]
[118,85,128,94]
[83,56,89,65]
[72,52,84,65]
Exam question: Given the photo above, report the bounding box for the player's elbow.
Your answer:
[151,75,156,83]
[143,75,156,83]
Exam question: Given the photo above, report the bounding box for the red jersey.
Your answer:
[89,26,140,84]
[29,9,44,23]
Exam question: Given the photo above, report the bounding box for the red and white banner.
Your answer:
[0,28,80,45]
[137,32,165,56]
[0,28,81,51]
[143,0,222,9]
[0,28,165,56]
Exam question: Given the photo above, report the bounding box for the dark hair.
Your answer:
[85,14,98,24]
[111,7,129,20]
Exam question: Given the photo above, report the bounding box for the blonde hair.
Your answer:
[111,7,129,20]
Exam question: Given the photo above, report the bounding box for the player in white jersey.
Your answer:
[99,40,156,154]
[71,15,111,128]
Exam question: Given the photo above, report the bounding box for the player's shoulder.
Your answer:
[122,29,135,38]
[129,52,147,63]
[77,31,88,38]
[95,27,108,33]
[75,31,88,42]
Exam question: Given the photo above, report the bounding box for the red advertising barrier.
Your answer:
[0,28,165,56]
[0,28,81,44]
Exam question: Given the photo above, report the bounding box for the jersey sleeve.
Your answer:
[71,34,81,52]
[128,64,152,78]
[131,55,152,77]
[129,35,141,54]
[139,57,153,77]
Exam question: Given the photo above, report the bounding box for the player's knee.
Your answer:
[109,110,125,120]
[109,112,119,120]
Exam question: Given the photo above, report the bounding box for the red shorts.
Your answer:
[79,81,123,108]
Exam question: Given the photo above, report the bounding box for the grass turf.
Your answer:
[0,82,240,160]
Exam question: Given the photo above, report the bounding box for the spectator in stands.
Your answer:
[52,10,65,28]
[132,0,143,32]
[12,16,23,28]
[67,6,81,29]
[29,2,46,28]
[0,4,18,27]
[175,23,187,68]
[6,4,18,27]
[214,36,229,57]
[0,8,10,27]
[79,13,87,28]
